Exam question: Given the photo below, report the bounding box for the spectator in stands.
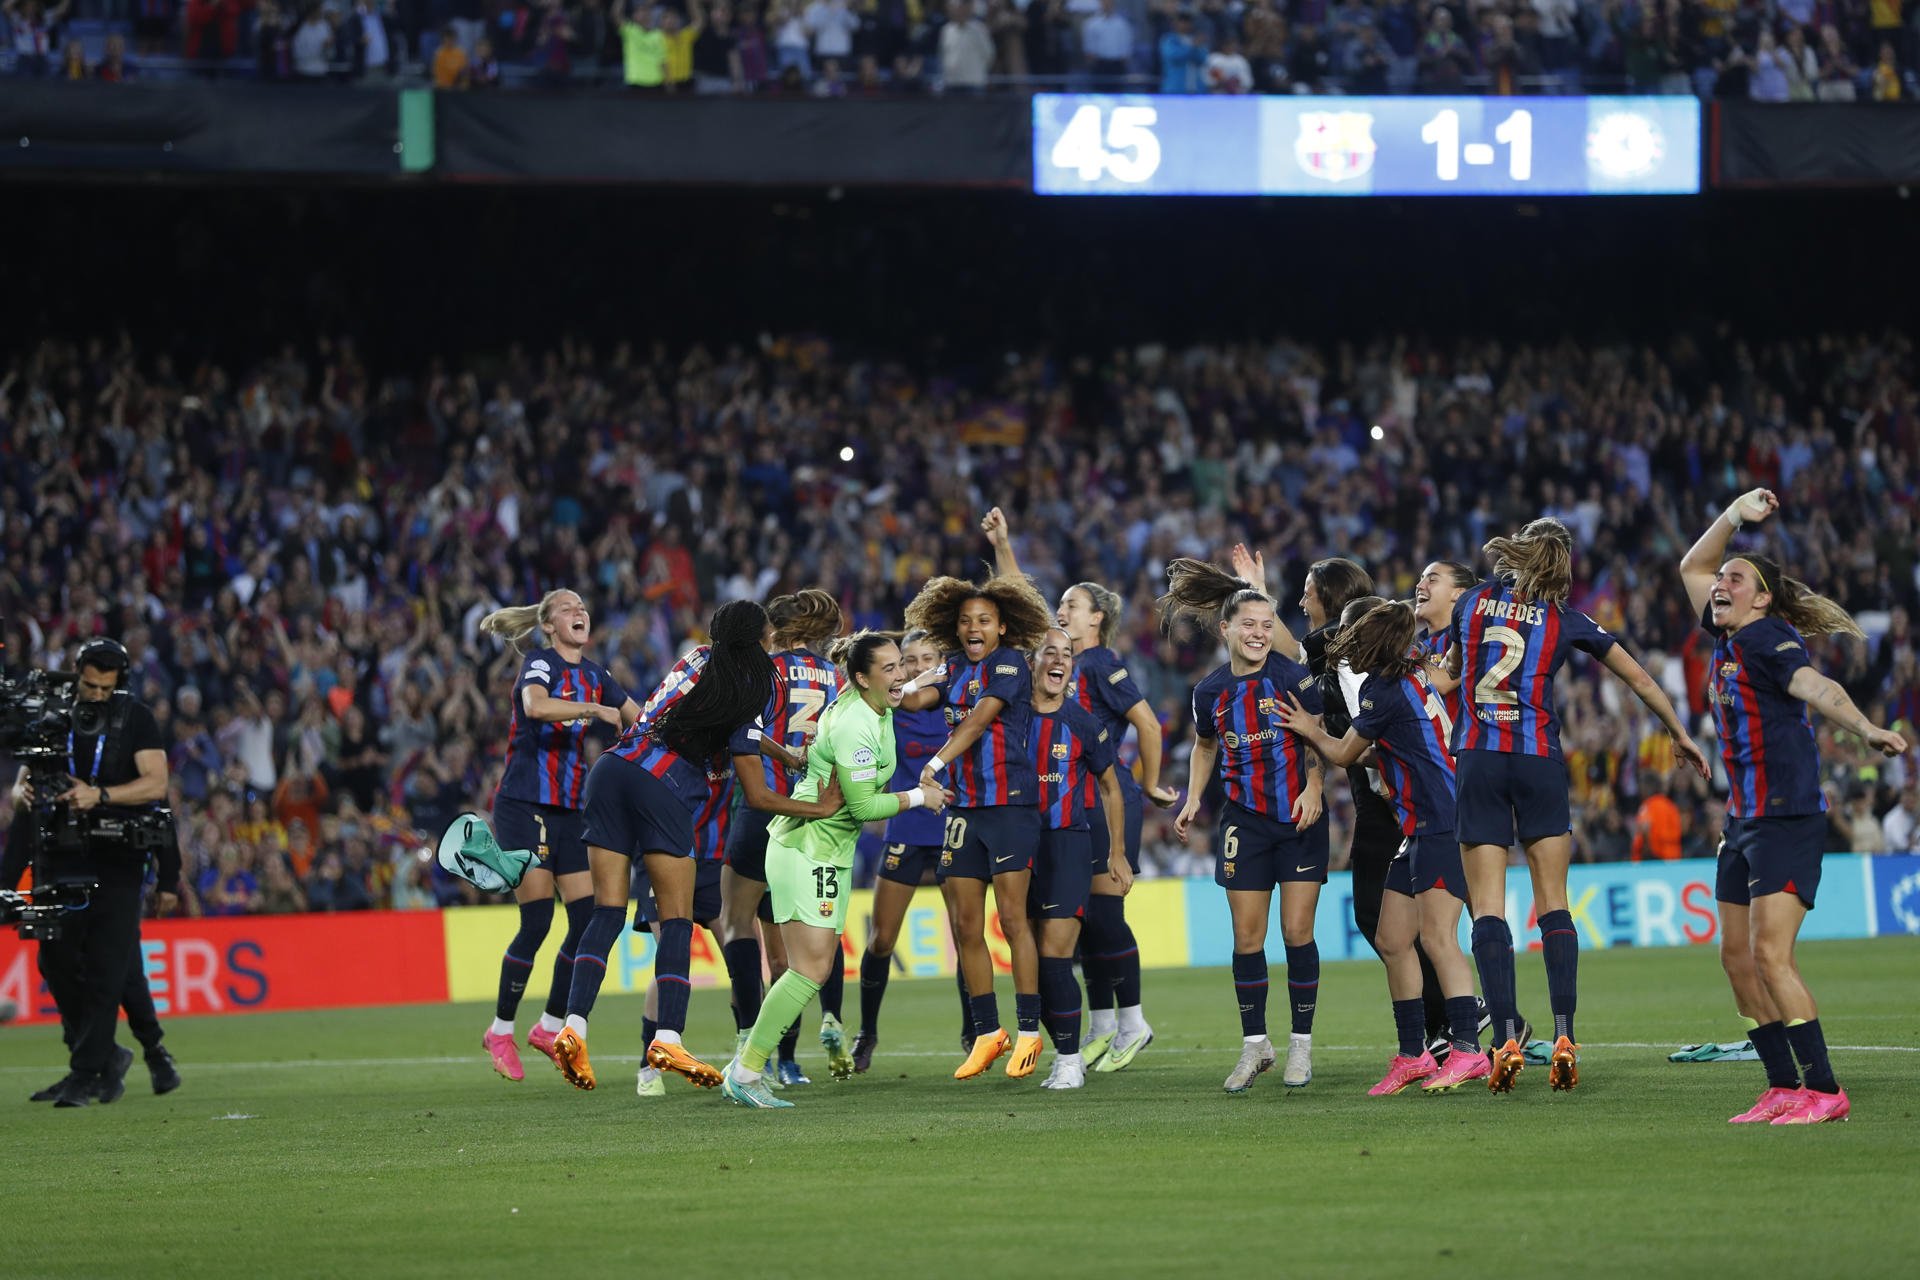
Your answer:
[184,0,241,64]
[805,0,860,70]
[939,0,994,90]
[533,0,575,86]
[58,36,83,77]
[1750,26,1793,100]
[4,0,68,77]
[1287,20,1331,92]
[258,0,296,81]
[1204,33,1251,90]
[1872,39,1903,97]
[260,856,309,913]
[1158,10,1207,93]
[291,5,336,81]
[1242,0,1286,89]
[1883,788,1919,853]
[471,35,501,85]
[772,0,812,78]
[348,0,396,79]
[1631,777,1683,861]
[1484,11,1542,93]
[662,4,697,90]
[1416,5,1473,92]
[691,0,746,93]
[1817,21,1859,98]
[987,0,1025,79]
[1843,787,1886,853]
[1081,0,1132,84]
[617,0,669,89]
[306,850,372,912]
[1344,22,1390,90]
[1779,23,1818,99]
[94,31,135,80]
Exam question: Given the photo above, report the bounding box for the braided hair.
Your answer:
[650,600,776,761]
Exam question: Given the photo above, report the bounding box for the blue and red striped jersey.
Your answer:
[497,647,628,809]
[1032,700,1116,831]
[610,646,761,796]
[758,649,841,793]
[1191,652,1324,820]
[691,764,735,861]
[1704,609,1825,818]
[885,705,948,845]
[1351,671,1458,837]
[1422,630,1464,733]
[934,645,1037,808]
[1447,579,1616,761]
[1072,644,1148,808]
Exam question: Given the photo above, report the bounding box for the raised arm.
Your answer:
[1680,487,1777,617]
[1125,699,1178,806]
[1598,644,1711,777]
[981,506,1022,581]
[1785,667,1911,758]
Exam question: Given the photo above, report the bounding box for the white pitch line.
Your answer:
[2,1041,1915,1075]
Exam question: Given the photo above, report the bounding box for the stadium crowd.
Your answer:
[7,0,1918,98]
[2,324,1918,918]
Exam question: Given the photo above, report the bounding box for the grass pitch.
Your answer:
[5,938,1918,1279]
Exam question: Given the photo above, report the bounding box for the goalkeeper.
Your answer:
[723,633,951,1109]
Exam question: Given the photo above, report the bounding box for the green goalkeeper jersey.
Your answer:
[768,693,901,867]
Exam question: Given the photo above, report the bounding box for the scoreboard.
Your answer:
[1033,94,1700,197]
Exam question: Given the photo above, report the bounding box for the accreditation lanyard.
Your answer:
[69,730,107,786]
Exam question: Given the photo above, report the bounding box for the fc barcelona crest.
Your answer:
[1295,111,1377,183]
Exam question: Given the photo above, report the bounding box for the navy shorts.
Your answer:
[1030,826,1094,920]
[633,857,725,926]
[1089,783,1146,876]
[726,805,773,882]
[581,754,699,861]
[877,842,942,887]
[937,805,1041,882]
[1384,831,1468,903]
[1214,801,1331,891]
[1715,814,1827,909]
[492,794,589,877]
[1454,749,1571,847]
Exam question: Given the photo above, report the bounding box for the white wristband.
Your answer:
[903,790,925,810]
[927,756,947,775]
[1724,506,1743,529]
[899,677,920,696]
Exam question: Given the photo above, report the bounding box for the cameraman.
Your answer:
[4,640,178,1108]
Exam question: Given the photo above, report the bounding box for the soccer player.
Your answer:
[1028,627,1133,1089]
[1415,560,1476,732]
[550,600,843,1092]
[630,759,735,1098]
[719,589,845,1087]
[901,571,1055,1080]
[983,508,1175,1072]
[1679,489,1908,1124]
[1442,517,1708,1092]
[852,628,958,1072]
[723,633,951,1108]
[1164,558,1328,1093]
[1279,601,1492,1094]
[475,590,639,1082]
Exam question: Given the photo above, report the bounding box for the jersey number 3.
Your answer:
[1475,624,1527,707]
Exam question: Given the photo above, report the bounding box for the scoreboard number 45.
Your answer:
[1049,104,1163,184]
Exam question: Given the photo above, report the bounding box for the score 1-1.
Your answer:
[1048,103,1163,184]
[1420,108,1533,182]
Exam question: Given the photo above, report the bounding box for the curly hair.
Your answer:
[1325,600,1421,679]
[904,574,1054,655]
[768,588,843,652]
[1484,517,1573,604]
[1158,558,1272,630]
[1736,553,1866,639]
[650,600,776,762]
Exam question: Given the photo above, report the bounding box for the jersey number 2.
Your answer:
[1474,625,1527,706]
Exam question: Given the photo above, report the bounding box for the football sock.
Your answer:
[1750,1020,1799,1089]
[778,1020,801,1064]
[1089,1007,1118,1038]
[1039,957,1081,1054]
[1392,998,1426,1058]
[495,898,554,1022]
[820,946,846,1020]
[642,1016,659,1047]
[1232,951,1269,1039]
[1470,915,1520,1046]
[1785,1018,1839,1093]
[1014,991,1042,1036]
[1445,995,1482,1055]
[1088,896,1140,1009]
[489,1017,514,1037]
[565,905,625,1020]
[1415,942,1448,1039]
[743,971,820,1075]
[1538,909,1579,1042]
[536,1013,564,1033]
[958,972,975,1043]
[1117,1003,1146,1037]
[722,938,764,1028]
[1285,942,1320,1036]
[654,918,695,1035]
[1080,943,1113,1019]
[543,896,593,1021]
[858,948,892,1033]
[968,992,1001,1038]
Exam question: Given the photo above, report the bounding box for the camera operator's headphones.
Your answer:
[76,639,131,689]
